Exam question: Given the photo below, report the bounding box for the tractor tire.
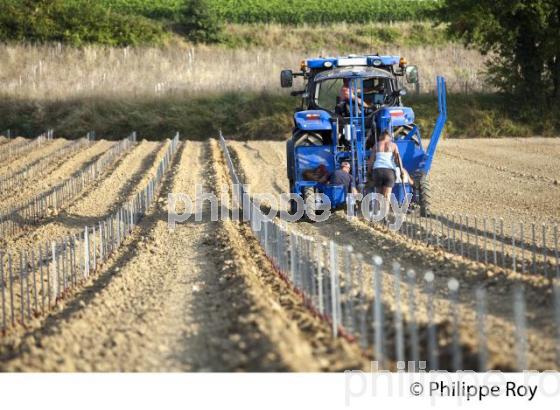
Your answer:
[289,197,298,215]
[303,187,317,220]
[394,123,421,146]
[286,139,295,181]
[294,131,323,147]
[414,172,431,217]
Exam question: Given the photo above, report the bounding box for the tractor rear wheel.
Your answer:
[303,187,317,220]
[286,139,295,181]
[414,172,431,217]
[294,131,323,147]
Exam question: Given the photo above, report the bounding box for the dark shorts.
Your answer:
[372,168,396,188]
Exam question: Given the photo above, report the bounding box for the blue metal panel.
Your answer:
[376,107,415,130]
[307,58,336,69]
[295,180,318,190]
[308,55,400,69]
[391,183,413,204]
[294,110,332,131]
[322,184,346,207]
[395,140,424,172]
[379,55,400,65]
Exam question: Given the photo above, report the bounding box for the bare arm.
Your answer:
[367,144,377,174]
[392,144,404,176]
[354,91,370,108]
[343,86,370,108]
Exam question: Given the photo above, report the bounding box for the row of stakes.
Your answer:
[0,129,53,163]
[219,133,560,371]
[399,209,559,277]
[0,137,91,194]
[0,129,147,274]
[0,130,45,152]
[0,132,179,335]
[0,133,137,239]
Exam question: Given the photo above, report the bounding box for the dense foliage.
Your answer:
[176,0,222,43]
[0,0,223,45]
[0,0,167,46]
[207,0,441,24]
[438,0,560,103]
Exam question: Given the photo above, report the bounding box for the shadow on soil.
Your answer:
[0,141,288,371]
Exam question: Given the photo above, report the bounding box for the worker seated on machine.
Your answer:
[301,161,358,195]
[336,77,390,116]
[336,78,371,116]
[336,79,373,148]
[302,164,329,183]
[330,161,358,195]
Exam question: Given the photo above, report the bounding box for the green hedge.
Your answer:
[0,0,167,46]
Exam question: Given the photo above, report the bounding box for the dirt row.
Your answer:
[0,139,367,371]
[228,139,559,370]
[0,139,115,213]
[1,140,169,257]
[0,139,164,333]
[431,138,560,228]
[209,139,367,371]
[0,137,29,153]
[0,139,70,177]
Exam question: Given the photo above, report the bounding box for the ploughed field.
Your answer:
[0,136,558,371]
[228,137,560,371]
[0,136,364,371]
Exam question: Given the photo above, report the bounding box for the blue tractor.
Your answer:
[281,55,447,218]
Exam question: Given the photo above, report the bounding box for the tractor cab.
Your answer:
[312,66,414,147]
[314,67,392,114]
[282,55,446,219]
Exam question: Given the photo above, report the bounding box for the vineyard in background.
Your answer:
[95,0,442,24]
[207,0,441,24]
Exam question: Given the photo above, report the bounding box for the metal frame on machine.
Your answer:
[422,76,447,174]
[347,77,367,193]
